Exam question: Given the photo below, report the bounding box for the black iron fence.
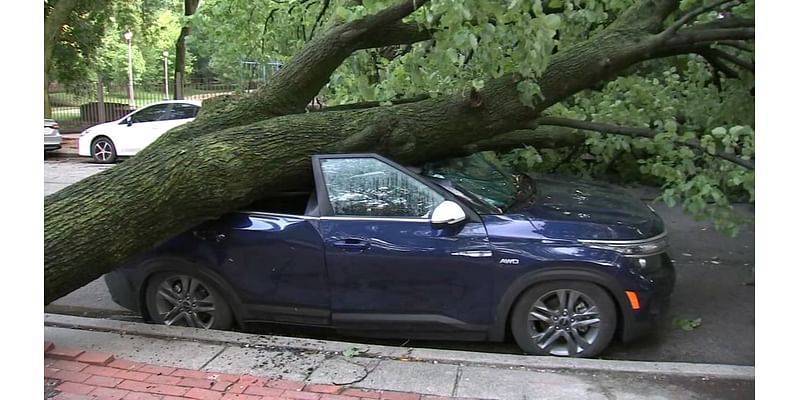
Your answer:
[48,79,239,133]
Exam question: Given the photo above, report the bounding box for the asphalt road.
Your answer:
[44,156,755,366]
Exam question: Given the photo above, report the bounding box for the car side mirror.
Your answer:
[430,200,466,225]
[126,117,133,127]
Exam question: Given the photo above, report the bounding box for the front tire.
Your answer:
[510,281,617,358]
[91,137,117,163]
[144,271,234,330]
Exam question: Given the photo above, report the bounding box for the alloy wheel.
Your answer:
[93,140,114,162]
[153,275,217,329]
[526,288,602,356]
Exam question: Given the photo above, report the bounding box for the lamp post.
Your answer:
[163,50,170,100]
[124,31,135,110]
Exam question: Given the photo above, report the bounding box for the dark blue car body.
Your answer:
[106,153,675,354]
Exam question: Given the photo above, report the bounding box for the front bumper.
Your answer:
[620,253,676,342]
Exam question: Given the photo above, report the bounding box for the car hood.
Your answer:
[509,174,664,240]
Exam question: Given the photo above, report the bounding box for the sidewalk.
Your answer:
[46,343,456,400]
[44,314,754,400]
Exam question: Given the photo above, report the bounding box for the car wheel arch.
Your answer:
[489,265,631,343]
[134,257,246,329]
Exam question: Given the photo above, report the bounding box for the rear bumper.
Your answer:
[104,271,140,312]
[44,135,62,151]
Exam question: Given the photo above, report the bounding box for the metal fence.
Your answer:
[48,79,239,133]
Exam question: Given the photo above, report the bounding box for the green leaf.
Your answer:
[543,14,562,30]
[673,317,702,331]
[343,346,367,358]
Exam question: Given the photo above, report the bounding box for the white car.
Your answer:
[44,119,62,151]
[78,100,202,163]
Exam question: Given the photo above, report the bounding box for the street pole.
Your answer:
[163,50,170,100]
[124,31,135,110]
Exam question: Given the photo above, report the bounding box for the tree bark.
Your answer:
[44,0,753,304]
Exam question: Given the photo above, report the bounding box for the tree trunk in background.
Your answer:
[44,0,80,118]
[173,0,200,99]
[44,0,752,303]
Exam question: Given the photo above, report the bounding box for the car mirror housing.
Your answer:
[126,117,133,126]
[430,200,466,225]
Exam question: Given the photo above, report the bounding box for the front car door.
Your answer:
[313,154,494,338]
[115,103,172,155]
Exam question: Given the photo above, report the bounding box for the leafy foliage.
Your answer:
[47,0,754,235]
[48,0,189,85]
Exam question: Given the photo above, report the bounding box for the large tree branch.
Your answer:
[536,117,754,170]
[194,0,431,131]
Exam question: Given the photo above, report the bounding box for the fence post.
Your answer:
[96,79,106,123]
[175,72,184,100]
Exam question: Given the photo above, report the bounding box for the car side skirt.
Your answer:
[332,313,489,340]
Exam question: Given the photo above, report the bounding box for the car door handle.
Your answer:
[332,239,370,251]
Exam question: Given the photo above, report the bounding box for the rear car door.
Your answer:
[159,102,200,132]
[199,192,330,325]
[313,154,494,337]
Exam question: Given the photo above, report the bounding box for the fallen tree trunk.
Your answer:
[44,0,753,303]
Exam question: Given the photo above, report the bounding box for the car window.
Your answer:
[130,104,171,123]
[320,158,445,218]
[165,103,199,120]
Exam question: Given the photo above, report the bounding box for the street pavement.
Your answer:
[43,157,755,366]
[44,314,754,400]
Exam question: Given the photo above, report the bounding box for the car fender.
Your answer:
[488,264,633,342]
[134,256,247,328]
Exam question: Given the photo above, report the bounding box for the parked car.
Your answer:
[78,100,202,163]
[44,119,62,151]
[104,153,674,357]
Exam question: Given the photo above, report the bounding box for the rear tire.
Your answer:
[144,271,233,330]
[91,137,117,164]
[510,281,616,358]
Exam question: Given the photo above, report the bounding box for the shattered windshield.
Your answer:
[422,153,531,212]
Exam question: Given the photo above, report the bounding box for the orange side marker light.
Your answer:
[625,291,641,310]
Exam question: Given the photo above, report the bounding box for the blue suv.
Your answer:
[105,153,675,357]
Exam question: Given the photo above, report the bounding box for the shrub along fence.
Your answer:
[48,79,238,133]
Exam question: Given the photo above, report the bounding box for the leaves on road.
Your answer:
[673,317,703,331]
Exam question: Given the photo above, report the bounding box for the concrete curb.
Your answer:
[44,313,754,381]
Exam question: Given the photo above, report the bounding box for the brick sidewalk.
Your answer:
[44,342,476,400]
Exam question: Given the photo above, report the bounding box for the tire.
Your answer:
[144,271,234,330]
[91,137,117,163]
[510,281,617,358]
